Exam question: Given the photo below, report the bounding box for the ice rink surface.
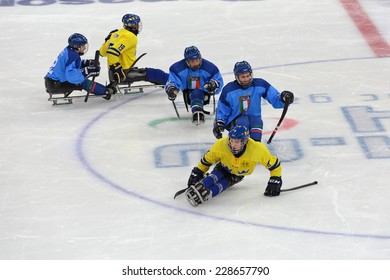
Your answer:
[1,0,390,262]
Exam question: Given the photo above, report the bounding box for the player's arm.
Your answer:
[187,143,220,187]
[257,143,283,196]
[203,64,224,95]
[64,53,85,84]
[261,80,294,108]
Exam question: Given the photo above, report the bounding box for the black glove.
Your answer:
[213,120,225,139]
[110,63,126,83]
[204,79,220,94]
[264,176,282,197]
[82,65,100,79]
[166,84,179,101]
[81,59,100,68]
[187,167,204,187]
[281,90,294,105]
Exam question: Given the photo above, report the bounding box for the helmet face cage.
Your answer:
[228,125,250,155]
[184,46,202,70]
[68,33,89,55]
[122,14,142,34]
[234,61,253,88]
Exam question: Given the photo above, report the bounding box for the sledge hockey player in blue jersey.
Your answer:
[100,14,168,86]
[185,125,282,207]
[45,33,116,100]
[213,61,294,141]
[165,46,224,125]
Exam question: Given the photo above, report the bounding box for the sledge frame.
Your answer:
[47,83,164,106]
[116,82,164,95]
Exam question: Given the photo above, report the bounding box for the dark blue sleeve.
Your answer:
[201,59,224,94]
[166,60,188,90]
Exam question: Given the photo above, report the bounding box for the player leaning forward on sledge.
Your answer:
[185,125,282,207]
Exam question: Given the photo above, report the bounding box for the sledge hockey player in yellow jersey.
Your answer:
[186,125,282,206]
[100,27,138,70]
[100,13,168,85]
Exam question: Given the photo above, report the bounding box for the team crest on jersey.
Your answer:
[239,95,251,112]
[188,75,200,89]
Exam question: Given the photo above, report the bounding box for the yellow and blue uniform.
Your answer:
[100,28,168,85]
[99,28,137,70]
[195,136,281,197]
[198,136,281,177]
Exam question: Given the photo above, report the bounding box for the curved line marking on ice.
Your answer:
[76,56,390,240]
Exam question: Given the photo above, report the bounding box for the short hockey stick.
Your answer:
[130,52,147,68]
[267,104,289,144]
[183,91,189,112]
[174,181,318,199]
[84,50,100,103]
[172,100,180,119]
[212,94,216,114]
[174,187,187,199]
[280,181,318,192]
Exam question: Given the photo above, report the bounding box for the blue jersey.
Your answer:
[166,58,223,95]
[45,46,85,85]
[216,79,285,124]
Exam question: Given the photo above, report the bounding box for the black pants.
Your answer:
[45,77,82,94]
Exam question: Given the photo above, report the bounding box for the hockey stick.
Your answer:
[280,181,318,192]
[174,187,187,199]
[183,90,189,112]
[130,52,147,68]
[174,181,318,199]
[84,50,101,103]
[172,100,180,119]
[212,94,216,114]
[267,104,289,144]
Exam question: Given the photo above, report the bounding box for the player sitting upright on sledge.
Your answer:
[165,46,224,125]
[213,61,294,141]
[45,33,116,100]
[185,125,282,207]
[99,13,168,86]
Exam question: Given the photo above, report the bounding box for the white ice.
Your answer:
[1,0,390,260]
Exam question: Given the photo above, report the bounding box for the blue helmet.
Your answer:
[229,125,250,140]
[228,125,250,155]
[68,33,88,55]
[184,46,201,60]
[68,33,88,47]
[184,46,202,70]
[233,61,253,88]
[122,14,142,34]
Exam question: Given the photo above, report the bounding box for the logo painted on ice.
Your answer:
[342,105,390,159]
[153,97,390,168]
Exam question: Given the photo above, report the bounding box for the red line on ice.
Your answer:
[340,0,390,56]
